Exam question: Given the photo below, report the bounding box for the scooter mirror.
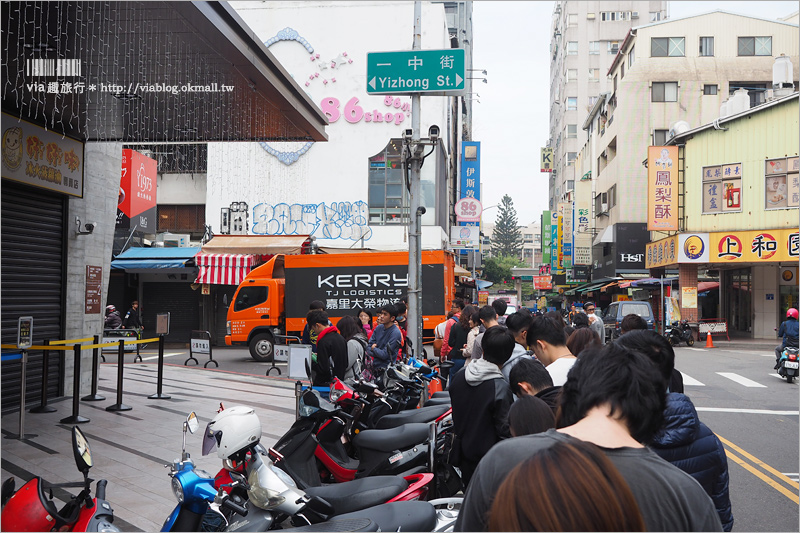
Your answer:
[72,426,93,472]
[1,477,15,506]
[186,412,199,434]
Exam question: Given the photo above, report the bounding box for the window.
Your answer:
[621,62,625,79]
[729,82,769,107]
[368,139,409,224]
[765,157,800,209]
[608,41,619,55]
[567,97,577,110]
[587,13,596,20]
[703,84,718,95]
[651,37,685,57]
[567,124,577,138]
[567,69,578,82]
[234,286,268,312]
[738,36,772,56]
[613,75,618,92]
[601,11,631,21]
[567,41,578,55]
[629,45,635,67]
[567,180,575,191]
[652,82,678,102]
[567,13,577,26]
[649,11,663,22]
[653,129,669,146]
[589,41,600,55]
[702,163,744,214]
[524,233,534,243]
[699,37,714,56]
[595,192,608,215]
[567,152,577,165]
[157,205,206,233]
[588,68,600,82]
[608,185,617,208]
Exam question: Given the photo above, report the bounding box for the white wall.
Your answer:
[753,264,780,338]
[157,173,207,204]
[208,1,450,248]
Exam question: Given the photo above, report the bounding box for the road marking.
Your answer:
[140,352,183,361]
[716,434,800,504]
[685,347,708,352]
[783,473,800,483]
[716,372,767,388]
[760,353,777,357]
[679,372,705,386]
[697,407,799,415]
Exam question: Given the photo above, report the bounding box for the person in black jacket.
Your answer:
[448,327,515,487]
[307,310,348,387]
[123,301,142,330]
[617,330,733,531]
[104,305,122,329]
[447,305,476,382]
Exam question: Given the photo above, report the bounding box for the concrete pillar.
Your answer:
[679,263,699,323]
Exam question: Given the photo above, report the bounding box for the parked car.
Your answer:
[602,301,655,342]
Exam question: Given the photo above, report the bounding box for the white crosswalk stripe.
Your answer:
[686,347,708,352]
[717,372,767,388]
[679,371,705,386]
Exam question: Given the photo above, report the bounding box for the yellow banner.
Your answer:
[645,235,678,268]
[647,146,679,231]
[710,229,799,263]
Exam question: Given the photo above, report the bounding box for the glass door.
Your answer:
[724,268,752,336]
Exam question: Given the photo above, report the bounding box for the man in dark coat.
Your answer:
[104,305,122,329]
[123,300,142,329]
[307,310,348,387]
[448,327,515,487]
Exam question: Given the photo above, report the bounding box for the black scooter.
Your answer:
[665,319,694,346]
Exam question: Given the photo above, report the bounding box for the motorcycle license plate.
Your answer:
[784,361,799,369]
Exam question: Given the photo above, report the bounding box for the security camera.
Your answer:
[428,125,440,142]
[85,222,97,233]
[403,128,413,141]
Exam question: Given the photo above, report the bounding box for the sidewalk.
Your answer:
[1,361,302,532]
[695,336,779,352]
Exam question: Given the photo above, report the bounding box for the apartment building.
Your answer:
[584,10,799,280]
[548,1,667,210]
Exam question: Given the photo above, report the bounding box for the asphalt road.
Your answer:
[106,343,798,532]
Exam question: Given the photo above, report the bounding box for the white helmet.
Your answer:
[202,406,262,459]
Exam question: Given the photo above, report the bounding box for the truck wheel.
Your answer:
[249,333,275,362]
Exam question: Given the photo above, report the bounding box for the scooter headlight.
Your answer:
[171,476,184,503]
[329,389,346,403]
[247,463,286,510]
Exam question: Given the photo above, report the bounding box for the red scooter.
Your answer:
[1,426,119,532]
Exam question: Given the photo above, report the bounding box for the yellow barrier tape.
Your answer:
[717,434,800,490]
[1,344,74,351]
[84,342,128,349]
[49,337,95,345]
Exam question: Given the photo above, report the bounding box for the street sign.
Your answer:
[367,49,465,96]
[17,316,33,349]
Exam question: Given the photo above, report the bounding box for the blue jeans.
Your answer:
[445,358,466,388]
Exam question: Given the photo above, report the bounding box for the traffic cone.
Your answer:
[705,333,715,348]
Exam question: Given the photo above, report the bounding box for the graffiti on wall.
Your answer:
[252,200,370,241]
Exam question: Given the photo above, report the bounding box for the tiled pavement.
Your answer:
[1,362,302,532]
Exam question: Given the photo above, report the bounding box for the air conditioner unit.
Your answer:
[631,11,639,19]
[600,202,609,213]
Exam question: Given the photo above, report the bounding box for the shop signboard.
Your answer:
[647,146,678,231]
[542,210,551,266]
[85,266,103,314]
[710,229,799,263]
[533,275,552,290]
[366,49,465,96]
[646,236,678,269]
[2,112,84,197]
[541,147,553,172]
[118,149,157,232]
[678,234,710,263]
[682,287,698,309]
[450,225,479,249]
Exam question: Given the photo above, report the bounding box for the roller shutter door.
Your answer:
[1,181,66,414]
[142,282,200,343]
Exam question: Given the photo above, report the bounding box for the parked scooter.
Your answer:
[1,426,119,532]
[776,346,799,383]
[665,319,695,346]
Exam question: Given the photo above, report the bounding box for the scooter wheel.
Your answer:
[686,336,694,347]
[787,375,794,384]
[668,336,678,347]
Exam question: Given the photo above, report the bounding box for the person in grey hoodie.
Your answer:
[501,312,535,382]
[448,327,515,487]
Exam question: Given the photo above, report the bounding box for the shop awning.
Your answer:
[630,277,677,287]
[593,226,614,246]
[574,281,609,294]
[698,281,720,292]
[195,253,261,285]
[111,247,201,270]
[201,235,311,255]
[454,265,471,276]
[477,280,494,290]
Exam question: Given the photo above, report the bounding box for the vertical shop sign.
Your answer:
[542,210,551,266]
[460,141,480,227]
[117,149,157,232]
[541,147,553,172]
[647,146,678,231]
[85,266,102,314]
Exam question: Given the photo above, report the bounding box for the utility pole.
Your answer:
[407,0,423,358]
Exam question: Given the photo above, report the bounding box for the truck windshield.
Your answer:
[233,286,268,312]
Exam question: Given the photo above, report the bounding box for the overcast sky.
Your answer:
[472,1,798,226]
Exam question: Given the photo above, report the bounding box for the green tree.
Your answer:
[483,254,526,284]
[491,194,523,257]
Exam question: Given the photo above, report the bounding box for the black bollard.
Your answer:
[148,335,171,400]
[106,340,132,412]
[60,344,90,424]
[82,335,105,401]
[30,340,56,413]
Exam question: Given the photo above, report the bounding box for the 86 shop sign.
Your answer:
[455,197,482,222]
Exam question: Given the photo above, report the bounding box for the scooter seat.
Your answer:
[332,501,437,532]
[353,423,431,453]
[375,404,450,429]
[431,391,450,399]
[423,397,452,407]
[304,476,408,515]
[282,517,378,531]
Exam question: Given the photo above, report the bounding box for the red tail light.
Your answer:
[789,354,797,361]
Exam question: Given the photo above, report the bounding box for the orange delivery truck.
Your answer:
[225,250,456,361]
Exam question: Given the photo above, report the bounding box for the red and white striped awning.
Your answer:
[194,253,260,285]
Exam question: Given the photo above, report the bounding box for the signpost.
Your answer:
[367,49,465,96]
